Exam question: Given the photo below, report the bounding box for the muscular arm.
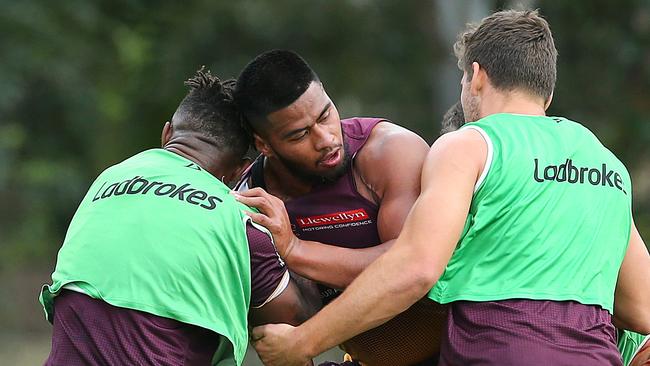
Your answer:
[283,239,395,289]
[237,123,430,289]
[249,279,319,327]
[613,221,650,334]
[251,129,486,366]
[244,223,320,327]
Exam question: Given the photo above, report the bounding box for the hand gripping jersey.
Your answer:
[239,118,447,366]
[40,149,258,366]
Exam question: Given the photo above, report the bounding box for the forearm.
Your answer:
[293,243,433,358]
[287,239,395,289]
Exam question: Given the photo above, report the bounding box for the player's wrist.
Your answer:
[282,235,301,265]
[293,324,319,361]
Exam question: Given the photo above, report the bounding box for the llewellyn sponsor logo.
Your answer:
[92,176,222,210]
[296,209,370,229]
[533,159,627,194]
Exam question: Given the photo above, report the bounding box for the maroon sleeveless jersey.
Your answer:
[240,117,383,248]
[238,117,383,301]
[285,117,383,248]
[235,118,385,294]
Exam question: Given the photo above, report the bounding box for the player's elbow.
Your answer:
[407,263,439,299]
[384,241,440,304]
[630,293,650,334]
[614,301,650,334]
[635,307,650,334]
[628,313,650,335]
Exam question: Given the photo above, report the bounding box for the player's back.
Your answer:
[41,148,254,365]
[429,113,632,366]
[431,114,632,308]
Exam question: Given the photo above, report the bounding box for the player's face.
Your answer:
[460,71,480,123]
[261,81,348,182]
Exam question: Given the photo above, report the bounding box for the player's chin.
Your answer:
[321,166,346,181]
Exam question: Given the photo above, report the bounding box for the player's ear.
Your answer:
[469,62,484,96]
[544,91,554,111]
[161,121,173,147]
[254,133,273,158]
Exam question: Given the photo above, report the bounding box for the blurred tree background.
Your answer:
[0,0,648,363]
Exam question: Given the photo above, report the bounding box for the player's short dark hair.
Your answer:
[440,101,465,135]
[455,9,557,101]
[234,50,320,129]
[174,67,250,157]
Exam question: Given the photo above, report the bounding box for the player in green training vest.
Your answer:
[439,100,650,366]
[249,10,650,366]
[40,68,316,366]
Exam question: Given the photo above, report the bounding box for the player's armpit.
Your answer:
[613,221,650,334]
[249,274,319,327]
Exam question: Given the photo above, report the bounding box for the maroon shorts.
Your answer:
[439,299,622,366]
[45,290,220,366]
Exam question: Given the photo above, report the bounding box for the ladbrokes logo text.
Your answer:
[533,158,627,194]
[92,176,222,210]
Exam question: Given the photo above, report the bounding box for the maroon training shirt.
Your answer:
[238,117,383,303]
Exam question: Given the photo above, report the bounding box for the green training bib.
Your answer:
[429,114,632,312]
[40,149,253,365]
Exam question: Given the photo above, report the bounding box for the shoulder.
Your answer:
[357,121,429,167]
[421,128,487,181]
[433,127,486,150]
[354,121,430,199]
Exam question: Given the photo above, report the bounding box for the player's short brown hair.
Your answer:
[455,9,557,101]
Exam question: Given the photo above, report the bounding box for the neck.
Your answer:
[163,136,224,179]
[479,90,547,119]
[262,157,314,201]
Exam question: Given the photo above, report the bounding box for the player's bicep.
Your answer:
[372,130,430,241]
[246,222,319,326]
[249,279,316,327]
[393,130,485,278]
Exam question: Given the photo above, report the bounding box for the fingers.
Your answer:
[236,194,274,213]
[232,189,285,214]
[245,210,273,229]
[251,325,266,342]
[235,187,271,198]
